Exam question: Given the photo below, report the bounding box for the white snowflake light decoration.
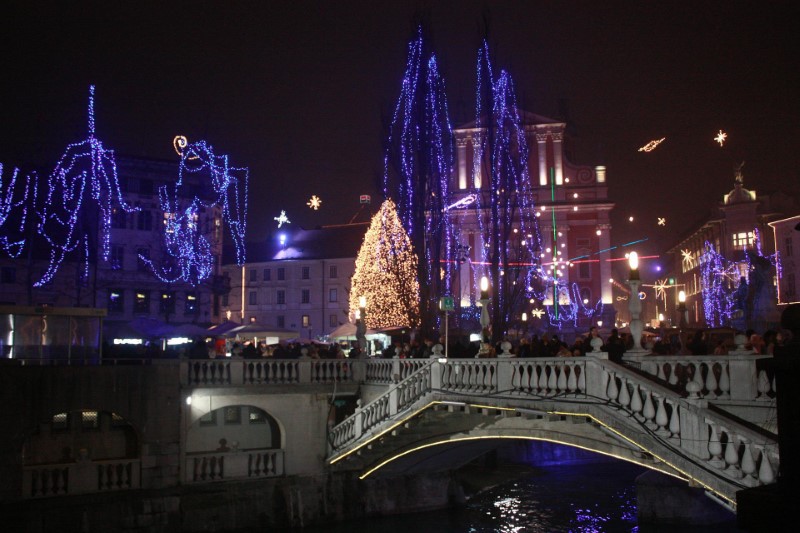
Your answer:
[714,130,728,146]
[531,308,545,319]
[657,217,666,226]
[681,249,694,267]
[274,210,290,228]
[307,195,322,210]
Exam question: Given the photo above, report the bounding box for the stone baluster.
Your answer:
[757,447,775,485]
[617,377,631,409]
[567,363,577,393]
[630,383,643,419]
[739,440,757,486]
[718,361,730,399]
[642,390,656,429]
[577,365,586,393]
[707,422,725,468]
[685,363,703,399]
[556,364,567,392]
[668,362,679,386]
[606,372,619,401]
[656,362,667,381]
[655,396,669,436]
[704,362,719,399]
[537,364,548,394]
[723,429,743,478]
[757,370,771,400]
[668,403,681,442]
[547,364,558,396]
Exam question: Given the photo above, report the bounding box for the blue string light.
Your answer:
[0,164,36,257]
[35,86,139,286]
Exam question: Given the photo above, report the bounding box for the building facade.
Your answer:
[768,215,800,306]
[221,223,367,339]
[446,111,615,331]
[666,167,794,330]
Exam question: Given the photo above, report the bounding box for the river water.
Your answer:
[302,461,741,532]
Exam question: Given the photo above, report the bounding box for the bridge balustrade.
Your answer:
[624,353,775,400]
[185,449,284,483]
[23,458,141,498]
[182,359,356,387]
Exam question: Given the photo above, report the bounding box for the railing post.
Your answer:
[430,360,442,391]
[352,360,365,382]
[583,358,607,398]
[389,387,399,416]
[728,356,759,400]
[496,360,513,392]
[354,401,363,439]
[298,360,312,383]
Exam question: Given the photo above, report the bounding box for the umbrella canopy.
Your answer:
[228,323,298,339]
[327,322,379,339]
[287,337,328,345]
[207,320,241,336]
[170,323,212,338]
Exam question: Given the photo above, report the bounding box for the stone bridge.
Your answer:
[328,352,779,511]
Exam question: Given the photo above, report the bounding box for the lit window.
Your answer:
[108,290,124,313]
[185,292,198,315]
[302,315,310,328]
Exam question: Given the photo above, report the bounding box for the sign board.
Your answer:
[439,296,454,311]
[359,194,371,204]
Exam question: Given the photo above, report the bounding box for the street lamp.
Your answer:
[627,252,647,352]
[479,276,490,342]
[520,312,527,340]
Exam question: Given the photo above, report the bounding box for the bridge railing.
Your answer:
[22,458,141,498]
[181,359,358,387]
[591,357,779,494]
[185,449,284,483]
[623,352,774,401]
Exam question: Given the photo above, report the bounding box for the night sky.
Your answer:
[2,1,798,276]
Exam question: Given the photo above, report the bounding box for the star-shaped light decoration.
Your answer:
[657,217,666,226]
[681,248,694,267]
[274,210,290,228]
[531,308,544,319]
[714,130,728,146]
[307,195,322,210]
[653,279,668,300]
[638,137,666,152]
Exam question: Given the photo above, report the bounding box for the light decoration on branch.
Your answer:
[714,130,728,146]
[638,137,666,152]
[35,85,139,286]
[140,138,249,284]
[382,26,455,334]
[699,228,780,327]
[0,164,36,257]
[274,210,290,228]
[444,193,476,211]
[349,199,420,329]
[307,195,322,210]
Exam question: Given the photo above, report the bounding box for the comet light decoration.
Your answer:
[140,138,249,284]
[0,164,37,257]
[35,86,139,286]
[714,130,728,146]
[638,137,666,152]
[382,26,455,335]
[274,210,290,228]
[349,199,420,329]
[307,195,322,210]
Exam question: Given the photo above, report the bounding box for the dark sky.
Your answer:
[2,1,798,265]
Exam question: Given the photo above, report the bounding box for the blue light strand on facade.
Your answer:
[35,86,139,286]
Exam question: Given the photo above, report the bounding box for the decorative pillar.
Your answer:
[536,132,548,186]
[457,137,468,190]
[552,132,564,185]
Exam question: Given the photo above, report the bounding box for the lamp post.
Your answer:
[356,296,367,353]
[627,252,647,352]
[479,276,490,343]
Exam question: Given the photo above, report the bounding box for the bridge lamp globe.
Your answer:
[628,251,640,280]
[480,276,489,300]
[522,312,527,322]
[679,290,686,304]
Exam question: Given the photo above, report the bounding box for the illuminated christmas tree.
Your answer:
[349,199,421,330]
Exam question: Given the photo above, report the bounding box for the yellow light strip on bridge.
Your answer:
[548,410,736,508]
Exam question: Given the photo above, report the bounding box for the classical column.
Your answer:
[536,132,548,186]
[552,132,564,185]
[457,137,468,190]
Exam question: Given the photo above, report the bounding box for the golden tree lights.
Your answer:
[349,199,420,329]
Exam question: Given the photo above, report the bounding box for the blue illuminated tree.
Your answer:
[0,164,37,258]
[383,25,455,338]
